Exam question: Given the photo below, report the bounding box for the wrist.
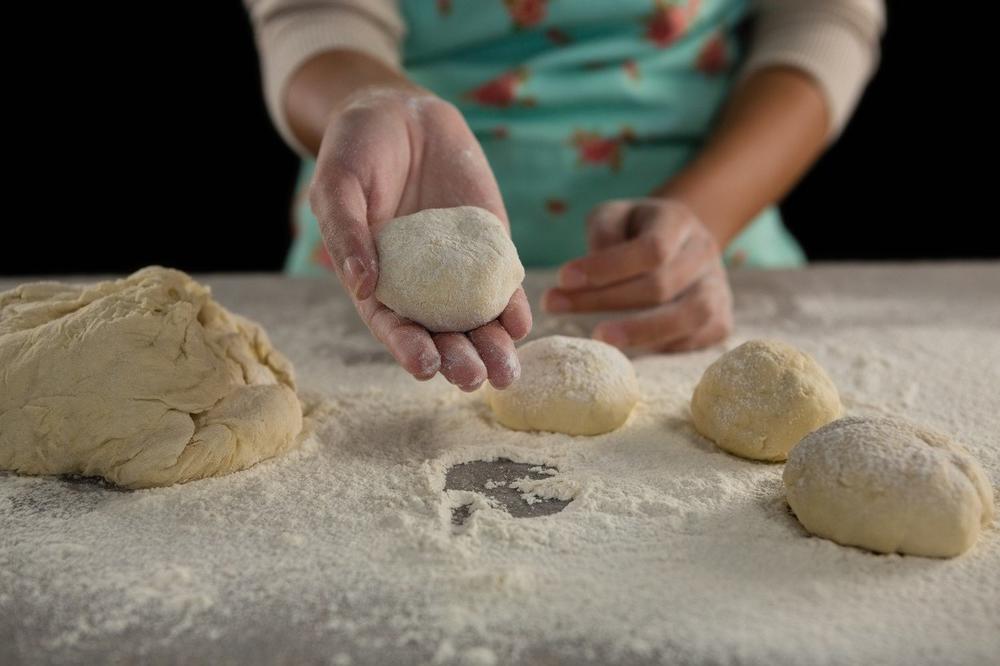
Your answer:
[327,82,430,124]
[287,49,422,155]
[653,173,736,250]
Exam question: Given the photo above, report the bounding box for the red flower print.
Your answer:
[505,0,547,28]
[645,1,688,48]
[571,130,629,171]
[436,0,452,15]
[546,199,568,215]
[697,33,727,74]
[311,243,335,271]
[546,27,572,46]
[623,59,640,80]
[467,69,527,107]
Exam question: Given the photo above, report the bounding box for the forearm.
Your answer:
[286,50,419,156]
[657,66,829,248]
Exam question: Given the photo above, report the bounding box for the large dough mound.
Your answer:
[487,335,639,436]
[0,267,303,489]
[374,206,525,332]
[784,417,994,557]
[690,339,842,461]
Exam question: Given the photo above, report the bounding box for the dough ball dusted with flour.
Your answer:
[785,417,994,557]
[691,339,841,461]
[374,206,525,332]
[0,267,303,489]
[487,336,639,436]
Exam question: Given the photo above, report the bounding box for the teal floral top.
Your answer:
[287,0,806,274]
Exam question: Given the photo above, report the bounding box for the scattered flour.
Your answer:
[2,266,999,665]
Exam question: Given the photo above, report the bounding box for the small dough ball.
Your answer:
[691,339,842,461]
[784,417,994,558]
[374,206,525,332]
[0,267,303,489]
[487,336,639,436]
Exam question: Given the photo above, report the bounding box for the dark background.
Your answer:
[5,1,995,276]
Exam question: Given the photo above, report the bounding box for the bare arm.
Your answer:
[658,66,829,247]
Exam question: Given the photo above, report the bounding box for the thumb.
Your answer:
[309,169,379,301]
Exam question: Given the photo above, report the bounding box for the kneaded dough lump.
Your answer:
[0,267,303,489]
[691,339,841,461]
[487,335,639,436]
[785,417,994,558]
[374,206,525,332]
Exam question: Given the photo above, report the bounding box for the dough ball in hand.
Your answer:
[487,335,640,436]
[784,416,994,558]
[374,206,525,333]
[0,267,303,489]
[690,339,842,461]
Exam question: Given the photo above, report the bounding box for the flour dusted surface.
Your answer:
[2,265,999,665]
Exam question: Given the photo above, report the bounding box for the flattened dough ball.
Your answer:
[784,417,994,557]
[487,336,640,436]
[691,339,841,461]
[0,267,303,489]
[374,206,525,332]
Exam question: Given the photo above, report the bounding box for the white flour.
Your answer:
[2,266,999,665]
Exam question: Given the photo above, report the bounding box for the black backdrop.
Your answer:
[4,1,995,276]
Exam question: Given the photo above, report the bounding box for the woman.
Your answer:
[243,0,884,391]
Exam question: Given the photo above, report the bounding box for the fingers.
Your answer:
[586,200,633,250]
[562,203,695,290]
[468,321,521,389]
[499,287,532,341]
[661,317,733,352]
[355,296,440,380]
[592,271,732,351]
[546,234,716,313]
[434,333,488,391]
[309,168,380,301]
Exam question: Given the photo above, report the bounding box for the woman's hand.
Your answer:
[309,86,531,390]
[543,198,732,352]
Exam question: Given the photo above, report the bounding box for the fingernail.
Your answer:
[544,291,571,313]
[594,326,627,348]
[560,266,587,289]
[508,353,521,381]
[343,256,367,297]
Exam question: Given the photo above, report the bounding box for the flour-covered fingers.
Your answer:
[309,168,380,301]
[355,297,440,380]
[468,321,520,389]
[562,205,695,290]
[591,270,732,351]
[657,315,733,353]
[499,287,532,341]
[434,333,487,391]
[591,289,716,350]
[547,236,715,313]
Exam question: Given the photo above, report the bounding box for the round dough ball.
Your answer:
[784,417,994,558]
[0,267,303,489]
[690,339,842,461]
[374,206,525,332]
[487,336,640,436]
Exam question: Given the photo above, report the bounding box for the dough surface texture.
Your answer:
[374,206,525,332]
[784,416,994,557]
[0,267,302,489]
[690,339,842,461]
[487,335,639,436]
